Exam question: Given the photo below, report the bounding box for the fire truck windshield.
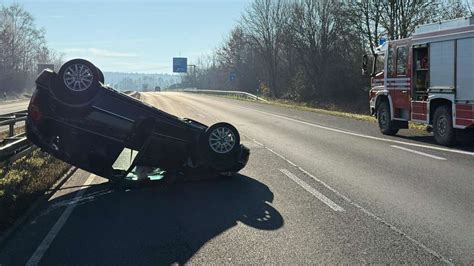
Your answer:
[373,53,385,75]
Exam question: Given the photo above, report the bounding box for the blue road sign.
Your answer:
[229,72,236,82]
[173,57,188,73]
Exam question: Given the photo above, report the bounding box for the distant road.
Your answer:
[0,92,472,264]
[0,100,29,114]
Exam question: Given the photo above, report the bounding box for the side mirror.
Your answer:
[361,54,369,76]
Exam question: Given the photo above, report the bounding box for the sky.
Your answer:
[1,0,252,73]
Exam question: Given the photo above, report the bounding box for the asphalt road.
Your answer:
[0,100,29,115]
[0,100,29,133]
[1,92,473,265]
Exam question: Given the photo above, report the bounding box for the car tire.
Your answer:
[53,59,101,105]
[377,101,399,135]
[202,122,240,170]
[433,105,456,146]
[96,66,105,84]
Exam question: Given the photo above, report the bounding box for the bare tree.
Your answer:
[179,0,471,113]
[438,0,471,19]
[466,0,474,15]
[0,3,59,95]
[215,26,260,92]
[349,0,383,57]
[287,0,347,98]
[240,0,288,97]
[380,1,438,40]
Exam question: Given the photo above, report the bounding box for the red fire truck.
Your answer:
[364,16,474,146]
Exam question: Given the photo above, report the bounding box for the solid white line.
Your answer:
[242,133,298,166]
[252,140,264,146]
[266,148,297,166]
[293,164,452,264]
[187,94,453,264]
[26,174,96,266]
[237,106,474,157]
[280,169,345,212]
[246,136,451,263]
[391,145,447,160]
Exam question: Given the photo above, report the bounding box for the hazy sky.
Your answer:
[1,0,251,73]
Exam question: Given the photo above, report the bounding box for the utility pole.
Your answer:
[187,64,196,89]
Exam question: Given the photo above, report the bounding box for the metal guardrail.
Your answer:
[0,110,33,167]
[0,91,138,168]
[0,111,28,137]
[182,89,268,102]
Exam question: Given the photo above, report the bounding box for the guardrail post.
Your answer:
[9,122,15,137]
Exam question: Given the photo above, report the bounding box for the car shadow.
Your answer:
[41,174,284,265]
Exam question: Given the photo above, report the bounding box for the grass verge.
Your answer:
[0,150,70,231]
[196,93,426,131]
[0,125,25,140]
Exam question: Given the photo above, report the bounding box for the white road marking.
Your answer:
[179,93,453,263]
[280,169,345,212]
[293,166,455,264]
[391,145,447,160]
[266,147,297,166]
[297,166,452,265]
[246,137,452,264]
[26,174,96,266]
[241,133,298,167]
[237,106,474,157]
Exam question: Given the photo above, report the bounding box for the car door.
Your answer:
[389,44,412,120]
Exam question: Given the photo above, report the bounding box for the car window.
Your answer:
[387,47,394,76]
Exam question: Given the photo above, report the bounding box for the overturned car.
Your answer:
[26,59,249,182]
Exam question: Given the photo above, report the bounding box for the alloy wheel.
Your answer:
[208,127,236,154]
[63,64,94,91]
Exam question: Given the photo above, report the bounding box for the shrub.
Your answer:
[0,150,70,231]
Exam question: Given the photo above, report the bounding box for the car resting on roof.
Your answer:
[26,58,250,183]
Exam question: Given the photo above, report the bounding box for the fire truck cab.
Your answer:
[366,16,474,146]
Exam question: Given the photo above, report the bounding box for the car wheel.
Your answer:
[377,101,399,135]
[433,105,456,146]
[203,122,240,170]
[54,59,101,105]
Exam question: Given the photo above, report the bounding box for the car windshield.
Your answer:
[112,148,165,180]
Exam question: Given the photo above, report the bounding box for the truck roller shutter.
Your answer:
[430,41,455,90]
[456,38,474,101]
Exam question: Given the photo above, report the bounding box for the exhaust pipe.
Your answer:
[426,126,433,133]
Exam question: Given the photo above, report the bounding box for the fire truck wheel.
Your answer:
[377,101,399,135]
[433,105,456,146]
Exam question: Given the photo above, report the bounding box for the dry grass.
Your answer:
[0,125,25,140]
[0,150,70,231]
[205,93,427,132]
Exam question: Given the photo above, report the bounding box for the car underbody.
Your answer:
[26,59,250,183]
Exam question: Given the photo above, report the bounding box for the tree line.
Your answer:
[105,72,181,91]
[0,4,63,98]
[180,0,473,113]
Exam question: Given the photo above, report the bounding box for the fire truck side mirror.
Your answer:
[362,54,369,76]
